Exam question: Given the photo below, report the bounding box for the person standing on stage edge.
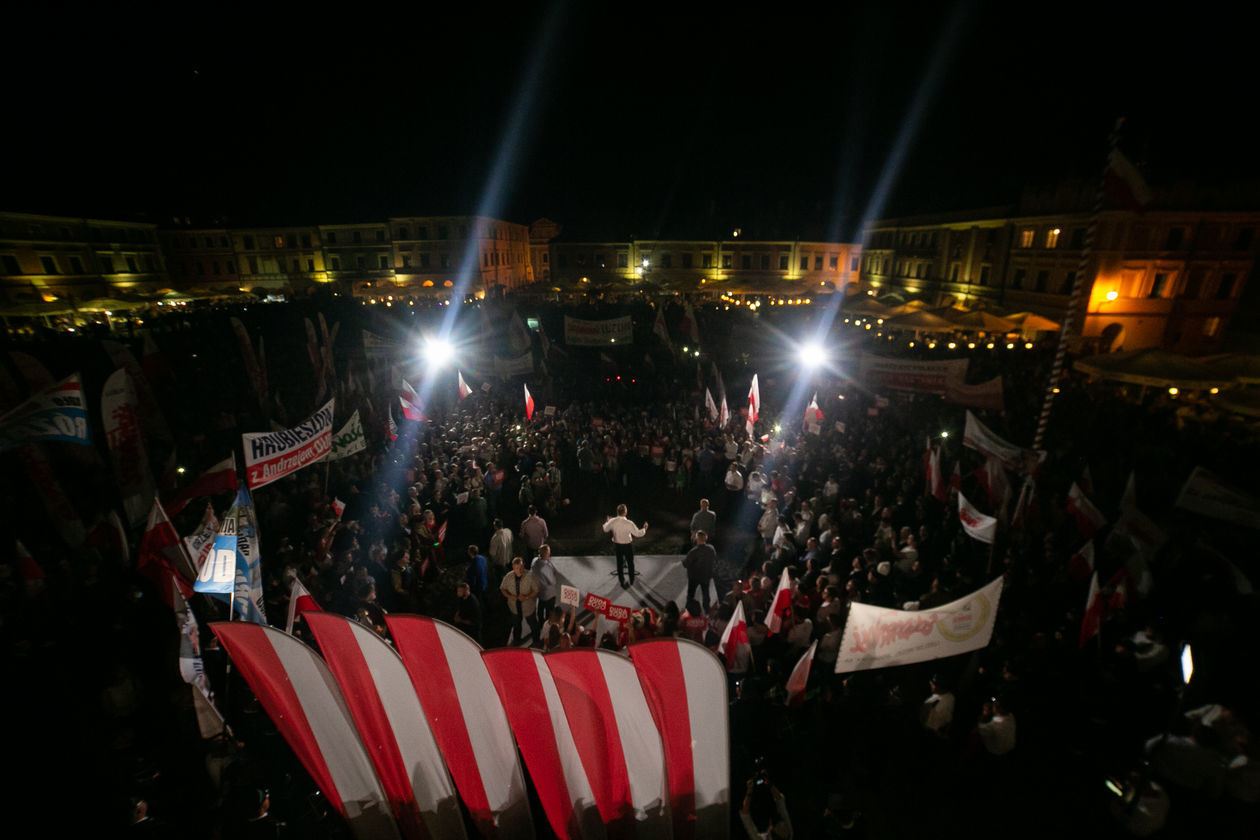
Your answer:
[603,503,648,588]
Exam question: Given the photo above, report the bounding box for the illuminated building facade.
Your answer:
[390,215,533,296]
[860,206,1259,353]
[0,212,167,302]
[159,224,240,292]
[321,223,393,296]
[232,226,326,294]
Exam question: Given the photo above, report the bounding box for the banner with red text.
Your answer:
[242,399,334,489]
[564,315,634,346]
[835,577,1003,673]
[944,376,1005,413]
[857,353,968,395]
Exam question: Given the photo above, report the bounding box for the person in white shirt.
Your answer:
[919,675,955,737]
[488,518,514,575]
[977,697,1016,755]
[602,503,647,587]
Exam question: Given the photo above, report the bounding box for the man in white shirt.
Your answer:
[602,503,648,587]
[977,697,1016,755]
[530,544,557,626]
[488,517,514,576]
[919,675,955,737]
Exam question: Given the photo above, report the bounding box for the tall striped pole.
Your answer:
[1032,118,1124,450]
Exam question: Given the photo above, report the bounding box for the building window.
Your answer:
[249,256,259,273]
[2,254,20,274]
[814,255,823,270]
[100,255,114,273]
[281,234,293,248]
[39,256,58,274]
[353,231,362,244]
[1203,317,1222,337]
[682,253,693,269]
[398,227,409,239]
[196,260,206,275]
[950,264,960,282]
[1070,228,1086,249]
[1019,229,1035,248]
[722,254,732,269]
[440,254,450,269]
[438,227,448,240]
[220,236,229,247]
[1046,228,1060,249]
[459,225,467,237]
[244,235,255,249]
[1035,270,1050,292]
[617,252,628,268]
[1148,272,1169,298]
[126,256,138,273]
[702,253,712,269]
[762,254,772,270]
[378,255,389,269]
[356,256,366,269]
[483,253,490,267]
[69,256,84,274]
[1233,228,1254,250]
[1217,273,1237,299]
[329,256,340,270]
[376,230,386,242]
[308,259,317,271]
[800,255,809,271]
[829,254,839,270]
[292,259,301,272]
[418,226,428,239]
[741,255,751,270]
[779,254,789,270]
[1179,270,1204,299]
[210,261,219,274]
[596,254,606,268]
[1164,228,1184,250]
[851,257,859,271]
[1061,270,1077,295]
[420,254,430,268]
[1011,268,1026,289]
[402,255,411,268]
[226,260,235,273]
[979,265,990,286]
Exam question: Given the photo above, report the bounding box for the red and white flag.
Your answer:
[1067,539,1095,582]
[304,613,467,840]
[544,649,671,836]
[629,638,730,840]
[183,502,219,575]
[286,577,323,635]
[102,367,156,527]
[482,648,603,840]
[1079,572,1105,648]
[765,568,793,636]
[524,384,535,421]
[958,491,997,544]
[165,454,238,517]
[705,388,719,423]
[1105,147,1152,212]
[387,405,398,442]
[981,455,1010,511]
[950,459,962,493]
[458,371,472,400]
[210,623,400,839]
[785,639,817,709]
[386,616,531,838]
[716,600,750,669]
[719,395,730,429]
[332,497,346,519]
[400,380,428,422]
[137,498,197,609]
[16,539,44,583]
[929,447,946,502]
[1067,482,1106,538]
[1114,471,1167,556]
[747,375,760,424]
[172,576,225,739]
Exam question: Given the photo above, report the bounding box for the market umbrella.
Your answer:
[1004,312,1061,331]
[844,296,890,316]
[883,310,957,330]
[1073,348,1229,390]
[943,309,1018,332]
[1200,354,1260,385]
[886,300,931,316]
[1215,387,1260,417]
[78,297,148,312]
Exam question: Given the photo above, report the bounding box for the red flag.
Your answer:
[705,388,719,423]
[717,600,750,669]
[629,638,731,840]
[958,491,997,544]
[524,384,535,421]
[331,497,345,519]
[399,379,428,422]
[482,648,601,840]
[765,568,793,635]
[1079,572,1105,648]
[949,460,962,493]
[1067,540,1095,582]
[387,405,398,442]
[719,395,730,428]
[747,375,760,423]
[138,498,196,609]
[165,454,238,517]
[785,639,817,708]
[16,539,44,582]
[304,612,467,840]
[1105,147,1151,212]
[1067,482,1107,538]
[929,448,946,502]
[210,623,400,837]
[386,616,531,837]
[458,371,471,400]
[286,578,323,635]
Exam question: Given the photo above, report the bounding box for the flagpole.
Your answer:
[1033,117,1125,450]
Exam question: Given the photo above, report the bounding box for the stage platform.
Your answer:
[550,554,719,630]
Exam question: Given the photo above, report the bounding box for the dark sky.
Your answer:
[4,1,1255,239]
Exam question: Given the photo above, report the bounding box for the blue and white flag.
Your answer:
[0,374,91,451]
[232,488,267,624]
[194,495,239,599]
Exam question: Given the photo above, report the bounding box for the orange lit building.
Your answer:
[159,223,240,293]
[389,215,532,297]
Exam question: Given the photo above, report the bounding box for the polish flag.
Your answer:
[304,613,467,840]
[958,491,997,544]
[16,539,44,582]
[747,374,760,423]
[1079,572,1105,648]
[386,616,531,838]
[705,388,719,423]
[1105,147,1152,212]
[805,393,823,424]
[929,448,946,502]
[164,454,238,516]
[949,460,962,493]
[285,578,322,635]
[766,568,794,636]
[399,380,428,422]
[717,600,750,669]
[210,622,401,840]
[524,384,535,421]
[629,637,731,840]
[785,639,817,708]
[1067,482,1106,538]
[332,497,346,519]
[458,371,472,400]
[719,395,730,428]
[543,649,672,836]
[138,498,197,609]
[1067,540,1095,583]
[481,648,602,840]
[387,405,398,442]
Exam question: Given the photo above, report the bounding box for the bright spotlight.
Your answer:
[798,342,827,368]
[424,337,454,367]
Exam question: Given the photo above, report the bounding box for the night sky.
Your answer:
[4,1,1255,239]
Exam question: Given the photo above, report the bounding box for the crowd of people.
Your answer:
[2,293,1258,837]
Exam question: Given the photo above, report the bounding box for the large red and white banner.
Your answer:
[545,649,672,837]
[858,353,968,395]
[103,368,155,526]
[386,616,532,839]
[958,491,997,544]
[835,577,1004,673]
[563,315,633,346]
[137,498,197,608]
[963,410,1042,472]
[629,639,730,840]
[165,454,237,516]
[210,623,400,840]
[305,613,467,840]
[945,376,1005,413]
[482,649,605,840]
[242,400,334,489]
